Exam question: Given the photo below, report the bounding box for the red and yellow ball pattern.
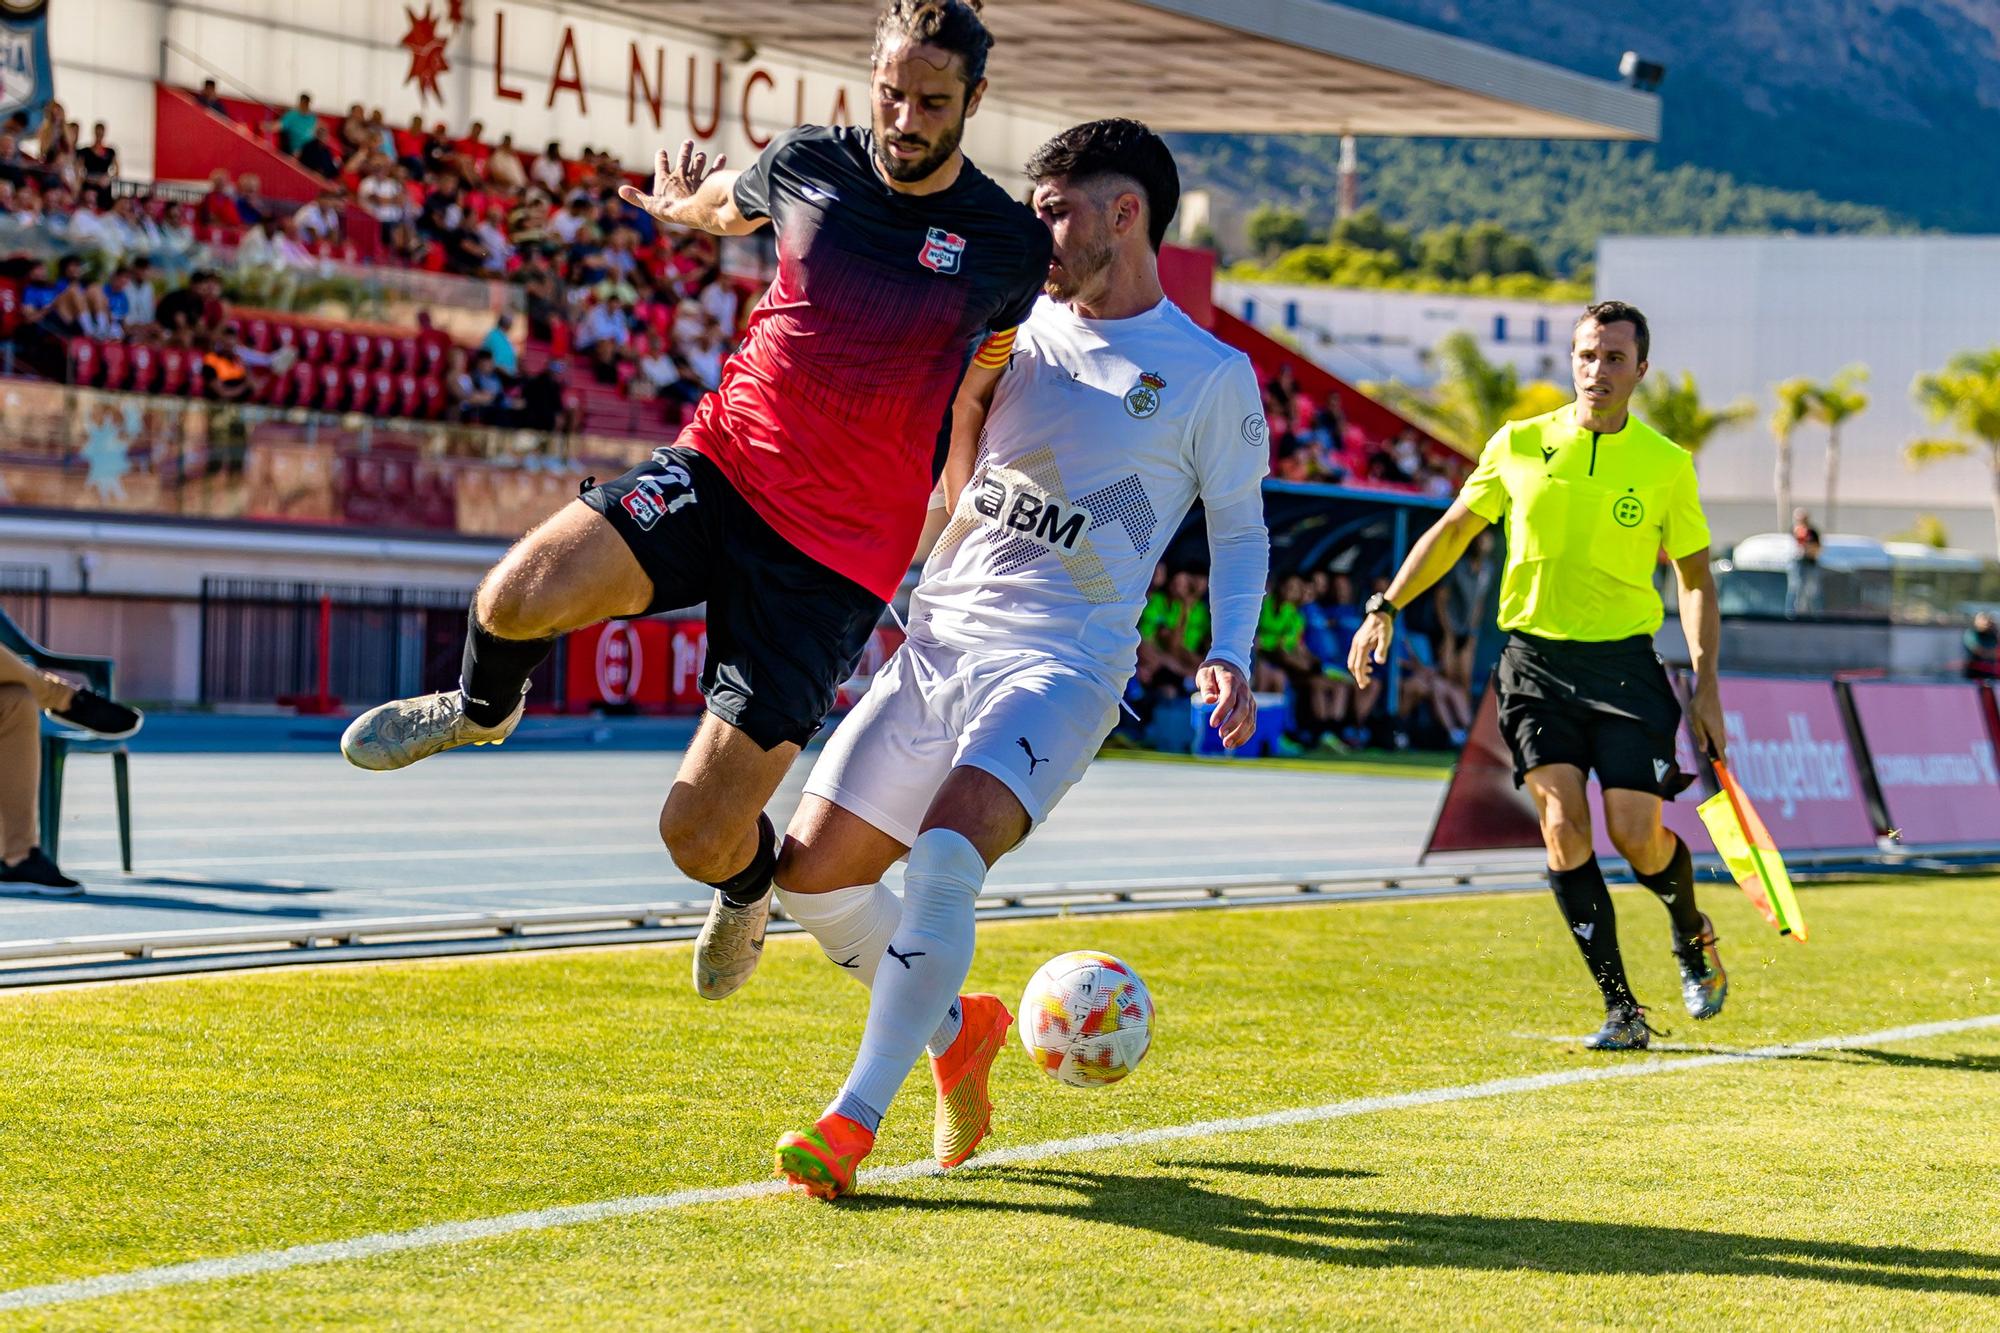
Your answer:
[1018,950,1154,1088]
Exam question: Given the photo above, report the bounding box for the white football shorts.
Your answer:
[803,635,1121,846]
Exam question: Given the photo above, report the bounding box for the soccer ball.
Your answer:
[1018,951,1154,1088]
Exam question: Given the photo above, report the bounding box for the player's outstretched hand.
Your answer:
[618,140,727,223]
[1348,612,1394,689]
[1196,660,1257,749]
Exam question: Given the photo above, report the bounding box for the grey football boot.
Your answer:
[1583,1005,1659,1051]
[340,689,524,771]
[1674,912,1729,1021]
[692,893,770,1000]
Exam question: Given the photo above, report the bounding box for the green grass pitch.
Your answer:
[2,875,1997,1329]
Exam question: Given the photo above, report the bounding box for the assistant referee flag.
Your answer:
[1458,407,1709,642]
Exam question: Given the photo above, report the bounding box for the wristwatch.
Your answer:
[1363,592,1399,621]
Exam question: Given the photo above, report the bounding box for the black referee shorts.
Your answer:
[1494,631,1693,798]
[581,446,886,750]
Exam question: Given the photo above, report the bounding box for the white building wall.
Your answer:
[1212,279,1583,387]
[48,0,1064,194]
[1596,236,2000,555]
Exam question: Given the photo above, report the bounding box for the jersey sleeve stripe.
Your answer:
[971,327,1017,369]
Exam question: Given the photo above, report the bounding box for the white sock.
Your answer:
[826,829,986,1132]
[776,879,961,1054]
[774,881,900,987]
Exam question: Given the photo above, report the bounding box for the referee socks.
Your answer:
[1549,857,1638,1012]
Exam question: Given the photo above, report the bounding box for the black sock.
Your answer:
[458,609,554,727]
[1633,834,1703,942]
[1549,857,1637,1011]
[708,812,778,909]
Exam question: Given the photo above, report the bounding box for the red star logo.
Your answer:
[400,4,451,105]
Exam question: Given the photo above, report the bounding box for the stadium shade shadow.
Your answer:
[7,893,335,919]
[855,1165,2000,1296]
[1835,1048,2000,1074]
[125,876,338,897]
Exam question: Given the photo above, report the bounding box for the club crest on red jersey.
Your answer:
[919,227,967,275]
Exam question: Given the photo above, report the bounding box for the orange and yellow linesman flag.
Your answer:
[1697,758,1808,941]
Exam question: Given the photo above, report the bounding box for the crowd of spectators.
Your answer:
[1126,530,1500,754]
[1261,364,1467,498]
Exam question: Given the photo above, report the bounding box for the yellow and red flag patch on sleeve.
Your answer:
[971,326,1017,370]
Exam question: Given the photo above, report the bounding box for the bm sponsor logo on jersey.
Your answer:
[969,472,1094,552]
[918,227,967,275]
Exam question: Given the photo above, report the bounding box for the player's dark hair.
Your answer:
[872,0,993,90]
[1578,300,1649,362]
[1025,118,1181,252]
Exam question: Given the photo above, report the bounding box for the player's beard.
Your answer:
[1045,235,1114,302]
[875,117,964,184]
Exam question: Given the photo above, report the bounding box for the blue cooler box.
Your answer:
[1190,691,1289,757]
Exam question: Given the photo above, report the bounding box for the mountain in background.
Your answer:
[1170,0,2000,272]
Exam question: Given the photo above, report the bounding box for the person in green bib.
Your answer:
[1350,301,1728,1051]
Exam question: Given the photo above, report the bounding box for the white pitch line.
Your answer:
[2,1010,1995,1313]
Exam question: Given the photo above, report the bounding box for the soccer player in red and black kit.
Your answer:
[341,0,1049,999]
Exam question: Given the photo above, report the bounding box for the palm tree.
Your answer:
[1372,331,1558,455]
[1634,370,1755,457]
[1908,348,2000,554]
[1769,377,1815,530]
[1804,365,1869,529]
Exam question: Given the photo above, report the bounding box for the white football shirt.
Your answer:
[908,295,1269,691]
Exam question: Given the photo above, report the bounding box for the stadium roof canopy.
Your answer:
[608,0,1659,139]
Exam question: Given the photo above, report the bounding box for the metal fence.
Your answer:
[197,578,563,709]
[0,564,50,641]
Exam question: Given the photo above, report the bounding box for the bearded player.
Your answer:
[341,1,1050,1001]
[753,121,1270,1199]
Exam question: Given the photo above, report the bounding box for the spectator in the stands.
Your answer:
[1389,429,1423,483]
[121,258,157,332]
[78,121,116,184]
[294,189,344,246]
[480,312,520,377]
[1965,612,1999,681]
[295,122,341,179]
[201,328,255,402]
[678,311,726,390]
[33,98,66,162]
[363,107,395,160]
[551,194,597,247]
[573,292,631,379]
[65,186,115,252]
[1437,527,1496,689]
[156,269,223,346]
[1302,569,1369,745]
[26,255,100,339]
[529,141,566,195]
[0,641,144,894]
[516,358,578,435]
[0,132,27,188]
[197,79,228,116]
[201,169,244,226]
[487,132,526,191]
[277,93,318,156]
[474,205,515,276]
[337,103,372,161]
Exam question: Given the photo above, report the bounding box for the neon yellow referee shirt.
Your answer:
[1457,405,1710,642]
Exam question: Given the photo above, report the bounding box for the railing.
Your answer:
[0,563,50,640]
[0,381,652,539]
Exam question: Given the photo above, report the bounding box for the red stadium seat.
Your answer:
[296,326,323,364]
[323,328,349,367]
[241,316,271,352]
[392,336,419,372]
[125,344,158,395]
[317,363,345,412]
[418,338,443,374]
[370,370,396,416]
[269,321,298,356]
[0,280,20,336]
[345,366,372,411]
[284,360,316,408]
[350,332,376,370]
[417,376,444,420]
[67,338,100,386]
[156,346,190,397]
[393,371,420,418]
[96,341,130,391]
[256,361,289,406]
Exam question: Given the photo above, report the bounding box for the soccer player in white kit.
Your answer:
[762,121,1272,1199]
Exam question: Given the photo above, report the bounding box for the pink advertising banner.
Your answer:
[1700,677,1879,851]
[1846,681,2000,847]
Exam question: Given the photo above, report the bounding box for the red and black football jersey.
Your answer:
[677,125,1048,601]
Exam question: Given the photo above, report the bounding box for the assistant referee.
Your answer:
[1350,301,1727,1050]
